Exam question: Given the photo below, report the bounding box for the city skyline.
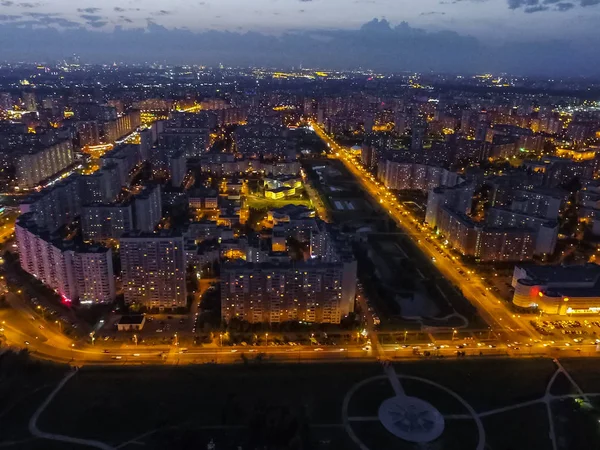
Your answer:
[1,1,600,75]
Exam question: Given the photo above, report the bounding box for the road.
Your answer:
[309,122,537,344]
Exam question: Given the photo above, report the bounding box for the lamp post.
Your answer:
[452,328,457,341]
[404,330,408,343]
[71,343,75,360]
[265,333,269,348]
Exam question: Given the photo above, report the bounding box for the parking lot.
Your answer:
[530,318,600,343]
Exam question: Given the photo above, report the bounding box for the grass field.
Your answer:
[4,358,600,449]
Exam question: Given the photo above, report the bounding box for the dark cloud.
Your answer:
[0,1,14,6]
[119,16,133,23]
[87,21,107,28]
[23,11,53,18]
[114,7,126,12]
[80,14,104,22]
[17,2,41,7]
[19,12,80,28]
[420,11,447,15]
[77,8,102,14]
[156,10,171,15]
[0,14,21,21]
[524,4,549,11]
[0,18,598,77]
[508,0,600,10]
[555,2,575,9]
[77,7,101,14]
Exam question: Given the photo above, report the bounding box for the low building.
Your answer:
[512,264,600,315]
[117,315,146,331]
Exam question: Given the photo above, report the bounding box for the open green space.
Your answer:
[4,357,600,449]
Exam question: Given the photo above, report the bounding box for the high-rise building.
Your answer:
[72,247,116,304]
[169,150,187,187]
[16,213,115,304]
[15,139,74,188]
[19,174,82,232]
[411,121,427,151]
[120,231,187,309]
[221,260,347,324]
[79,165,121,204]
[436,206,535,262]
[22,91,37,111]
[134,184,162,232]
[81,202,134,242]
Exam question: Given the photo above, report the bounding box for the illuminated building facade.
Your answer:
[15,139,74,188]
[16,213,115,304]
[221,261,346,324]
[120,231,187,309]
[512,264,600,315]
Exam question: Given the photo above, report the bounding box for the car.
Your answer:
[112,356,122,360]
[132,353,140,357]
[38,325,44,329]
[314,348,324,351]
[24,341,30,345]
[156,329,163,333]
[103,349,110,353]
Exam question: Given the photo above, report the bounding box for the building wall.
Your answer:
[221,262,345,324]
[120,233,187,309]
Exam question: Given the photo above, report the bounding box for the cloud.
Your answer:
[79,14,104,22]
[114,7,126,12]
[524,4,549,11]
[77,7,101,14]
[0,1,14,6]
[508,0,600,10]
[17,2,41,7]
[0,14,21,21]
[88,21,107,28]
[0,17,598,77]
[420,11,447,15]
[119,16,133,23]
[555,2,575,9]
[156,10,171,15]
[19,12,80,27]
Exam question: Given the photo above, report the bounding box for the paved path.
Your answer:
[28,370,116,450]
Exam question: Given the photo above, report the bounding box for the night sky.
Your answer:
[1,0,600,74]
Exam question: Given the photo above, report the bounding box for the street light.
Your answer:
[219,333,223,347]
[265,333,269,347]
[452,329,457,341]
